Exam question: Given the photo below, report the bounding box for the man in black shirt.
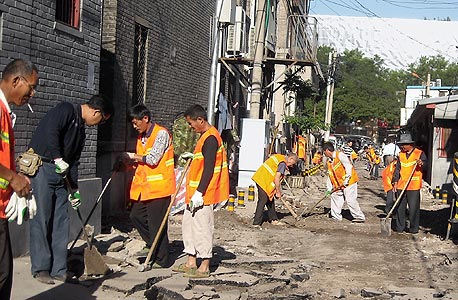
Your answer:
[28,95,113,284]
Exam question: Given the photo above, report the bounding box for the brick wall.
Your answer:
[0,0,102,177]
[100,0,216,214]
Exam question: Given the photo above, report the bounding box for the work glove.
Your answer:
[179,152,194,160]
[125,152,135,160]
[5,192,28,225]
[54,158,69,174]
[325,190,332,197]
[343,175,351,187]
[190,191,204,212]
[68,190,81,210]
[27,195,37,219]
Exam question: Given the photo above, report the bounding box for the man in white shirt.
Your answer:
[382,138,400,167]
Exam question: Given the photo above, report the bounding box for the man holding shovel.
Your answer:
[323,142,365,222]
[391,133,426,234]
[125,104,176,268]
[252,152,298,227]
[28,95,113,284]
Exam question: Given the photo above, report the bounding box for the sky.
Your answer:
[308,0,458,21]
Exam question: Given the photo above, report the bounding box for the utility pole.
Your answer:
[207,0,223,124]
[249,0,266,119]
[426,73,431,98]
[324,51,337,141]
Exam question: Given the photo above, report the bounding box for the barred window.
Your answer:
[132,23,148,105]
[56,0,80,29]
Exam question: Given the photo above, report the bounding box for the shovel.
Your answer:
[296,186,343,221]
[64,176,110,276]
[380,162,417,237]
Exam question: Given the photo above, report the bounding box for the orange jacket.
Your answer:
[327,151,359,188]
[186,126,229,205]
[381,160,396,192]
[252,154,286,200]
[0,101,15,218]
[398,148,423,190]
[312,152,322,165]
[351,150,358,161]
[295,135,306,160]
[130,124,176,201]
[368,148,380,164]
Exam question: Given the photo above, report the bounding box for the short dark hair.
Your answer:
[323,141,334,152]
[184,104,207,121]
[128,103,151,122]
[87,94,114,117]
[2,59,38,80]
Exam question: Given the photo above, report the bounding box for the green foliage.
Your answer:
[280,69,327,133]
[172,117,198,166]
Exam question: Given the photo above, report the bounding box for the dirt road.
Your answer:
[164,161,457,299]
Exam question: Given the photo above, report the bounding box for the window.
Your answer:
[438,127,451,158]
[132,23,148,105]
[56,0,80,29]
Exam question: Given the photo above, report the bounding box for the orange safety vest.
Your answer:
[327,151,359,188]
[351,150,358,161]
[295,135,306,160]
[381,160,396,192]
[130,124,176,201]
[186,126,229,205]
[0,100,15,219]
[398,148,423,191]
[312,152,322,165]
[252,154,286,200]
[368,148,380,164]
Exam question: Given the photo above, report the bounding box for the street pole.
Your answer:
[324,51,337,141]
[426,73,431,98]
[249,0,266,119]
[207,0,223,124]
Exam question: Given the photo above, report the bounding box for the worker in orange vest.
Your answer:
[364,145,380,180]
[312,150,323,165]
[391,133,426,234]
[172,104,229,278]
[126,104,176,268]
[294,135,307,161]
[323,142,365,222]
[381,157,397,214]
[252,153,298,227]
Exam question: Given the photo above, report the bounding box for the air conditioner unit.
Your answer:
[226,7,246,55]
[220,0,236,24]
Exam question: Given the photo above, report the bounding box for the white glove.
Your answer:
[179,152,194,160]
[54,158,69,174]
[125,152,135,160]
[68,190,81,210]
[343,175,351,187]
[27,195,37,219]
[5,192,18,219]
[190,191,204,211]
[6,193,28,225]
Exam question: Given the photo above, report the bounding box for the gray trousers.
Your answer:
[30,162,69,277]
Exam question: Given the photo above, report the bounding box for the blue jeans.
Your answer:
[30,162,70,277]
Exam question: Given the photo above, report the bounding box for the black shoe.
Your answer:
[52,274,79,284]
[34,271,55,285]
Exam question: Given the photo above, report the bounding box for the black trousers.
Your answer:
[0,219,12,300]
[394,190,420,233]
[253,184,278,225]
[130,196,171,266]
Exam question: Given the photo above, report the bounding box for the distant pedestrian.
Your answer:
[0,59,37,299]
[125,104,176,267]
[252,153,298,227]
[364,145,380,180]
[29,95,113,284]
[391,133,426,234]
[323,142,365,222]
[172,104,229,278]
[340,138,356,163]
